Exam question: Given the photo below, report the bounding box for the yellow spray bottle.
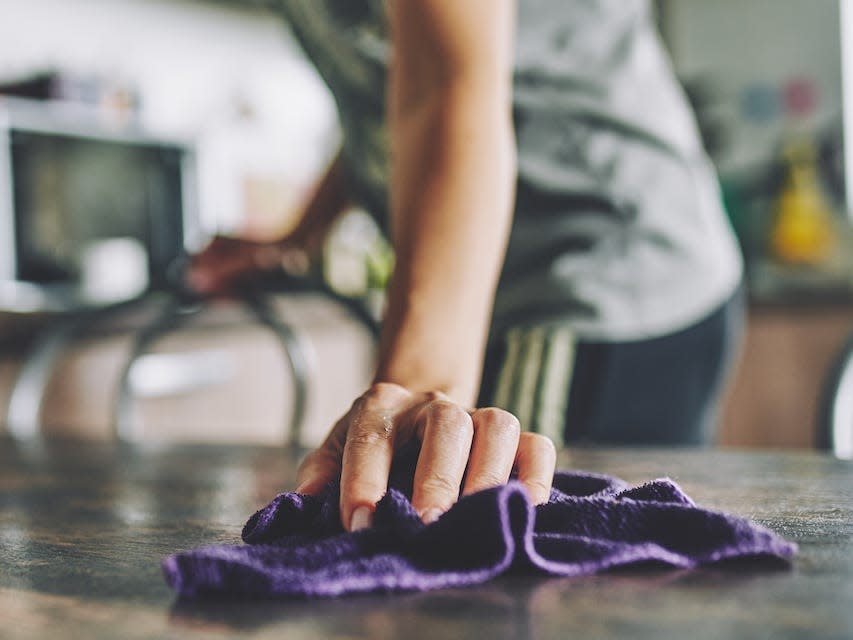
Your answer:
[770,138,836,265]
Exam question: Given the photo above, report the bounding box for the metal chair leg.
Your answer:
[243,291,310,448]
[113,294,197,441]
[113,291,311,446]
[5,297,146,438]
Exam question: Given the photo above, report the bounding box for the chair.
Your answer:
[818,332,853,459]
[0,98,378,447]
[2,279,378,447]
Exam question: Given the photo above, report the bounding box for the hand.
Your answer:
[296,382,557,531]
[186,235,309,295]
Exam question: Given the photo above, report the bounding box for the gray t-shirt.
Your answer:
[271,0,743,341]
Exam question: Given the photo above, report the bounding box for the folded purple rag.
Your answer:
[163,453,796,599]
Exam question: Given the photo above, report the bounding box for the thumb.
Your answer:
[295,446,341,496]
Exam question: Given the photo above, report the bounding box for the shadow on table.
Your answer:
[167,561,790,637]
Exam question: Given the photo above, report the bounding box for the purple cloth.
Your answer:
[163,459,796,598]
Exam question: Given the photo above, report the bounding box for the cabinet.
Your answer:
[719,302,853,448]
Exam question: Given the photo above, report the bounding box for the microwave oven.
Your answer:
[0,97,199,311]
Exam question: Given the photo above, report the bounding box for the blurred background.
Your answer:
[0,0,851,453]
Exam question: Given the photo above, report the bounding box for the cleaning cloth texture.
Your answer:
[163,449,796,598]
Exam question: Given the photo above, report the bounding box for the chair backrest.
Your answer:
[818,332,853,459]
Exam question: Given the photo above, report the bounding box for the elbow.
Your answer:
[389,54,513,127]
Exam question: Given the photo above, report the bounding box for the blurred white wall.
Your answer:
[842,0,853,213]
[661,0,842,177]
[0,0,339,236]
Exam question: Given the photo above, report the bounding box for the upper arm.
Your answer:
[387,0,516,112]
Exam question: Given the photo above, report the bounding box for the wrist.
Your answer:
[373,327,483,407]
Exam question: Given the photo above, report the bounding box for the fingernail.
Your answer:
[350,506,372,531]
[422,508,442,525]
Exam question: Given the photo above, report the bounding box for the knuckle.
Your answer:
[474,407,520,434]
[362,382,409,407]
[470,470,508,489]
[419,472,459,499]
[346,425,393,451]
[522,431,557,456]
[344,473,386,499]
[423,390,449,403]
[421,401,473,445]
[426,401,472,430]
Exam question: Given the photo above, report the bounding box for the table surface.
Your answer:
[1,440,851,640]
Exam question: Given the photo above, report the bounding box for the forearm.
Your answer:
[375,83,516,406]
[296,2,556,528]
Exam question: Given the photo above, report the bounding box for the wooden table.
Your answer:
[1,441,851,639]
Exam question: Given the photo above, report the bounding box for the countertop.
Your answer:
[0,440,851,639]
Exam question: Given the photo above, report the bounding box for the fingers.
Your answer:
[295,418,348,496]
[411,400,474,523]
[186,237,242,293]
[338,384,413,532]
[514,432,557,505]
[295,447,341,497]
[298,382,557,536]
[461,408,520,496]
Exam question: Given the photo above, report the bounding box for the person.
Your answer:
[188,0,744,533]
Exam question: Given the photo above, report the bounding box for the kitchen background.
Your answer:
[0,0,850,452]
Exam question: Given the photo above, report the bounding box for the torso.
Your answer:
[272,0,743,340]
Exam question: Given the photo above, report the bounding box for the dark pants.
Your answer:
[478,287,745,446]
